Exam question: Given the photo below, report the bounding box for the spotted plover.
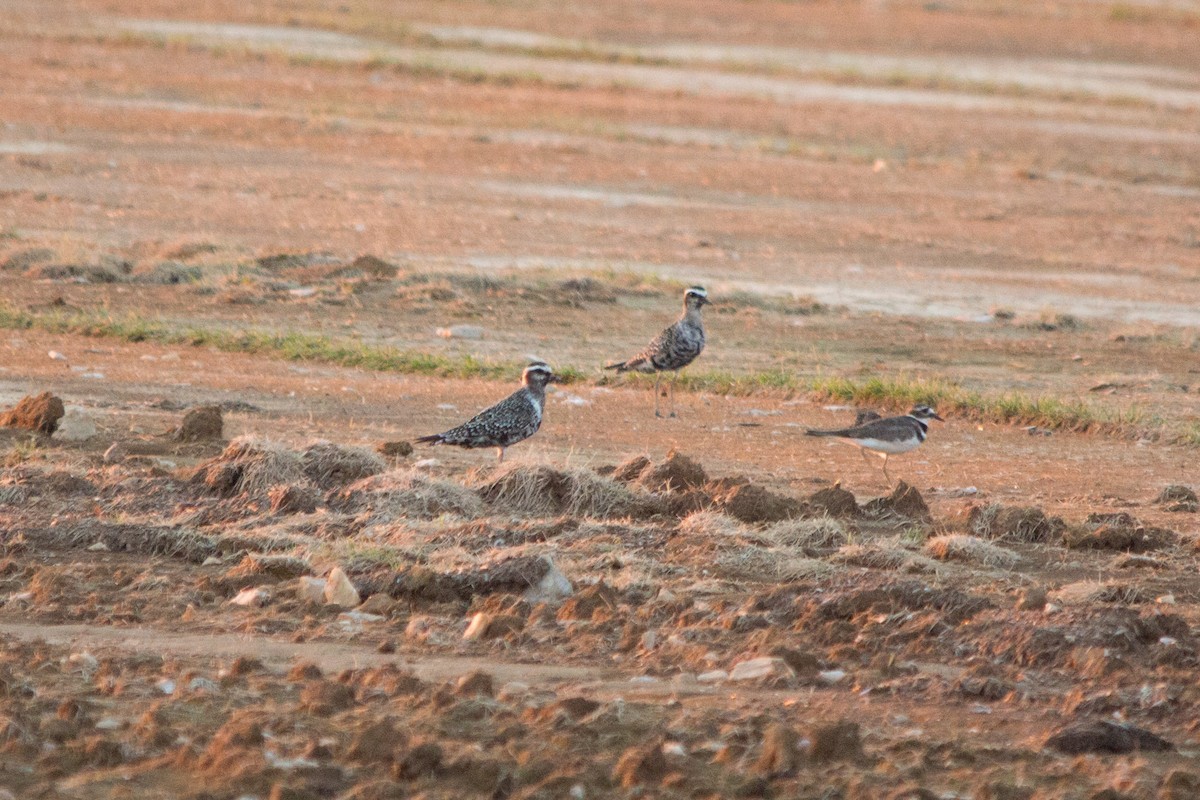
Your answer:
[414,361,560,462]
[805,404,943,484]
[605,285,709,417]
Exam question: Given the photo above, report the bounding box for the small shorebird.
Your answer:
[805,404,943,484]
[605,285,710,417]
[414,361,559,462]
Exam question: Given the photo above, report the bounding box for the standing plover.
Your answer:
[605,285,710,417]
[414,361,559,462]
[805,404,943,484]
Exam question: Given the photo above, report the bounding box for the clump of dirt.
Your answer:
[632,449,708,492]
[379,554,570,603]
[807,485,860,518]
[331,470,484,521]
[809,721,864,763]
[1,392,65,435]
[301,441,387,490]
[1063,513,1177,552]
[1,246,55,271]
[377,440,415,458]
[174,405,223,442]
[608,454,651,482]
[347,254,399,279]
[863,481,930,521]
[136,261,202,284]
[1156,485,1197,512]
[30,520,219,562]
[475,462,650,518]
[612,738,668,789]
[268,483,318,514]
[709,479,802,523]
[191,436,309,498]
[1045,720,1172,755]
[968,504,1063,543]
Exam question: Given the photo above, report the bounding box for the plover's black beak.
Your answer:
[548,374,563,384]
[931,412,945,422]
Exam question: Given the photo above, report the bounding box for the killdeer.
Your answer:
[805,404,943,484]
[414,361,560,462]
[605,285,709,417]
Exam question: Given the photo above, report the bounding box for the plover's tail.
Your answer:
[413,433,444,445]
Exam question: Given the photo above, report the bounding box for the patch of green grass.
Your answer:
[1174,423,1200,447]
[807,374,1158,437]
[0,304,558,382]
[0,302,1183,444]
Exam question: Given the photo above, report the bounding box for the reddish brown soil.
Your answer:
[2,1,1200,799]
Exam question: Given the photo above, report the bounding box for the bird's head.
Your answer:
[522,361,559,388]
[909,404,944,422]
[684,285,711,310]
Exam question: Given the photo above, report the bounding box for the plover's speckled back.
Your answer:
[605,286,709,417]
[806,405,944,484]
[415,362,559,462]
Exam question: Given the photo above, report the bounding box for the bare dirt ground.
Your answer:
[2,1,1200,798]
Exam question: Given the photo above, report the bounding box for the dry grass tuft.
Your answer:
[678,510,747,539]
[968,504,1062,543]
[833,541,938,573]
[760,517,847,552]
[475,462,644,518]
[335,470,485,522]
[199,436,308,497]
[1052,580,1149,606]
[714,546,839,582]
[302,441,387,490]
[925,534,1019,569]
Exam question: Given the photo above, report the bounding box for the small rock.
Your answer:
[86,541,109,552]
[296,577,327,604]
[817,669,847,685]
[324,567,361,608]
[55,410,98,442]
[697,670,728,684]
[729,657,794,684]
[523,557,573,602]
[229,587,271,607]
